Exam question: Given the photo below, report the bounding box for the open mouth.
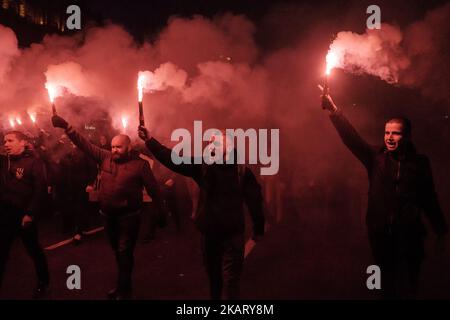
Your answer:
[386,141,396,148]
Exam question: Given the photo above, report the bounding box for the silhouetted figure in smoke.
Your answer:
[0,131,50,299]
[55,138,97,244]
[98,134,111,150]
[163,171,193,233]
[52,115,164,300]
[321,93,448,299]
[136,149,168,243]
[138,126,265,300]
[143,157,193,240]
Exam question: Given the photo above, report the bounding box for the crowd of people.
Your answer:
[0,113,270,300]
[0,90,447,300]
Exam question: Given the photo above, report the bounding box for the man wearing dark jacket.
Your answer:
[52,115,164,300]
[56,139,97,243]
[0,131,49,299]
[138,126,265,300]
[321,93,448,299]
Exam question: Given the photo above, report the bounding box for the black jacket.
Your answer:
[65,127,163,216]
[0,150,47,216]
[330,111,448,236]
[145,137,265,237]
[56,146,98,202]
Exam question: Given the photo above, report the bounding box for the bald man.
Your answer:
[52,115,164,300]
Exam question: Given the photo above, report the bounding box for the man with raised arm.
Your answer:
[52,115,164,300]
[138,125,265,300]
[321,92,447,299]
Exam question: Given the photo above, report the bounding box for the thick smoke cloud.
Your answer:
[327,24,410,83]
[0,3,448,177]
[0,25,20,82]
[327,3,450,102]
[402,3,450,104]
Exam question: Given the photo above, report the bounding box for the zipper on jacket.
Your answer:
[389,160,401,234]
[395,160,401,193]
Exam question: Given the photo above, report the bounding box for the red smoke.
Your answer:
[0,3,448,181]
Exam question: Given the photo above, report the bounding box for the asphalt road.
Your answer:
[1,207,450,300]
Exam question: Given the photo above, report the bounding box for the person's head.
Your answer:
[3,131,29,155]
[384,117,412,152]
[207,129,234,160]
[111,134,131,161]
[99,135,108,146]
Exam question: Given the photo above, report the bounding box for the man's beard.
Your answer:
[112,152,127,161]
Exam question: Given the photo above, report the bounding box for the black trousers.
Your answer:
[142,202,158,240]
[0,210,49,289]
[369,228,424,299]
[201,233,245,300]
[103,212,141,293]
[61,200,90,235]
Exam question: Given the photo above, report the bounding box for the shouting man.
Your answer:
[321,92,448,299]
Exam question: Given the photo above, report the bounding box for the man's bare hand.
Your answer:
[165,179,174,187]
[318,85,338,113]
[22,215,33,228]
[138,125,151,142]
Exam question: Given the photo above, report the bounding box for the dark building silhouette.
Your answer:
[0,0,87,46]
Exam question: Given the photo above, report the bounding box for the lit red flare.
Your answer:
[28,111,37,124]
[137,72,147,126]
[45,83,57,103]
[45,82,59,115]
[138,73,146,103]
[9,117,15,128]
[121,115,129,130]
[325,50,338,76]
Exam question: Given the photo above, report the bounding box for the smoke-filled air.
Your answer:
[0,3,449,180]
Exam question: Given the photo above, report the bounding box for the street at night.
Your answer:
[1,1,450,314]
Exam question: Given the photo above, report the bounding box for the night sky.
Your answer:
[70,0,450,42]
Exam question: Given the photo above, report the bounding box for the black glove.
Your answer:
[52,115,69,129]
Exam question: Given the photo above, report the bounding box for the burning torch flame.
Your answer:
[28,112,37,124]
[325,50,339,76]
[16,117,22,125]
[46,84,56,103]
[9,118,15,128]
[138,73,146,102]
[121,116,128,130]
